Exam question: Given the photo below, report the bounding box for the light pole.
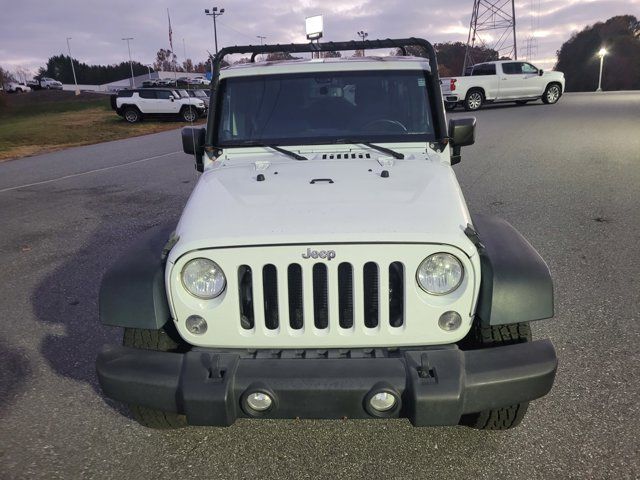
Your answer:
[257,36,266,61]
[596,48,607,92]
[122,37,135,88]
[357,30,368,56]
[66,37,80,95]
[204,7,225,54]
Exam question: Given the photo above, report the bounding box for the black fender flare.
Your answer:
[470,214,554,326]
[99,224,177,330]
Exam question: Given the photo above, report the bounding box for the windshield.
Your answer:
[178,89,190,98]
[215,70,435,146]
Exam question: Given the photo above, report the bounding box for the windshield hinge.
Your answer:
[464,224,484,250]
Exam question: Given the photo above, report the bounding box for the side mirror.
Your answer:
[182,127,206,172]
[538,69,544,76]
[448,117,476,165]
[169,95,174,101]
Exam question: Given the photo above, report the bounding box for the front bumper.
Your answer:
[96,340,556,426]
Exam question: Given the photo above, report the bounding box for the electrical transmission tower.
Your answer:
[462,0,517,74]
[524,0,541,61]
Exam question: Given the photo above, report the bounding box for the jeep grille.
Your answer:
[237,261,405,333]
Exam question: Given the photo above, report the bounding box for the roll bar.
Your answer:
[204,37,447,153]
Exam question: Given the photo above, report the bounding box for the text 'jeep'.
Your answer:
[96,38,556,430]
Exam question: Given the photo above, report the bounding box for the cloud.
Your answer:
[1,0,638,76]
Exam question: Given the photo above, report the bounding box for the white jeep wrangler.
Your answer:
[97,38,556,430]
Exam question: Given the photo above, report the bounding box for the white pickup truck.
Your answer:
[441,60,565,111]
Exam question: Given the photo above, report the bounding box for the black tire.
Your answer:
[122,326,189,429]
[464,89,484,111]
[515,100,529,105]
[181,106,197,122]
[122,106,141,123]
[458,322,532,430]
[444,102,457,112]
[542,83,561,104]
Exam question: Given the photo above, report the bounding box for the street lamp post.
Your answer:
[357,30,368,56]
[204,7,225,54]
[122,37,135,88]
[257,36,266,61]
[66,37,80,95]
[596,48,607,92]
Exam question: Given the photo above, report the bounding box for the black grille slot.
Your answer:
[363,262,379,328]
[262,264,279,330]
[389,262,404,327]
[287,264,304,329]
[338,262,354,328]
[238,265,254,330]
[313,263,329,329]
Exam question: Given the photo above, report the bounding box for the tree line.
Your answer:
[11,15,640,91]
[555,15,639,91]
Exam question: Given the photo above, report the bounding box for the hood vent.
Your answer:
[319,152,372,160]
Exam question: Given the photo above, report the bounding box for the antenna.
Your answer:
[462,0,518,74]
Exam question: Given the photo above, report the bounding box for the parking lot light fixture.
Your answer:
[66,37,80,95]
[596,48,607,92]
[204,7,225,54]
[122,37,135,89]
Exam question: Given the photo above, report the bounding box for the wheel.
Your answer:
[123,107,141,123]
[46,85,51,90]
[464,90,484,111]
[542,83,561,104]
[181,106,197,122]
[458,322,532,430]
[515,100,529,105]
[122,326,189,429]
[444,102,457,112]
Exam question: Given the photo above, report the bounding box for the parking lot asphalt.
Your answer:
[0,91,638,479]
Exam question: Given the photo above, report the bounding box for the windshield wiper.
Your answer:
[240,142,307,161]
[335,139,404,159]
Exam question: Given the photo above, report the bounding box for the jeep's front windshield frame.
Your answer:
[204,39,448,154]
[212,69,437,148]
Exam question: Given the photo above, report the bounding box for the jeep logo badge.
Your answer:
[302,248,336,261]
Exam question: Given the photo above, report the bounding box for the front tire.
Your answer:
[181,106,197,122]
[458,322,532,430]
[123,107,141,123]
[464,90,484,111]
[542,83,561,104]
[122,326,189,429]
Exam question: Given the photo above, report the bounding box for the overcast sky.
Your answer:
[2,0,638,78]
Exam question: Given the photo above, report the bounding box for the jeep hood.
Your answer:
[170,155,477,261]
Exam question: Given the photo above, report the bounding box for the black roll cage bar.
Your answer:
[204,37,447,154]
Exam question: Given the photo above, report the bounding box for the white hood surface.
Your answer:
[170,153,477,261]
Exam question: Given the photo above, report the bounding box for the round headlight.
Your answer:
[181,258,226,299]
[416,253,463,295]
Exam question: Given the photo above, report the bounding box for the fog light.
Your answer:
[438,311,462,331]
[246,392,273,412]
[185,315,208,335]
[369,392,397,412]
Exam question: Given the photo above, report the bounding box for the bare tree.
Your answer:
[14,65,31,84]
[0,65,16,89]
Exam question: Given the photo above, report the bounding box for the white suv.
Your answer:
[97,38,556,431]
[6,82,31,93]
[111,88,206,123]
